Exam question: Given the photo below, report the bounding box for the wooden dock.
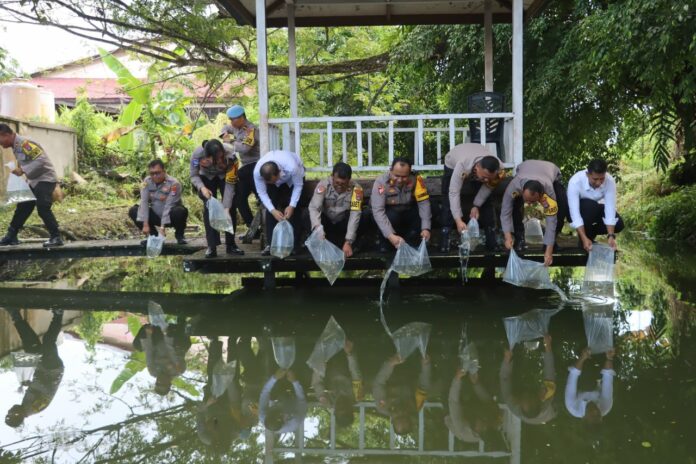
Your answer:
[0,237,206,260]
[0,176,595,288]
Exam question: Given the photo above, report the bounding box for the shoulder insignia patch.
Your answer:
[511,190,520,199]
[350,185,363,211]
[414,175,430,202]
[21,141,43,160]
[316,185,326,194]
[541,194,558,216]
[242,128,255,146]
[377,185,385,195]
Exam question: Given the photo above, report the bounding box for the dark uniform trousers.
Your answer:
[512,180,570,242]
[233,162,259,227]
[374,203,422,250]
[578,199,624,240]
[265,182,309,249]
[12,310,63,371]
[440,166,496,230]
[128,205,188,236]
[196,176,235,248]
[10,182,60,236]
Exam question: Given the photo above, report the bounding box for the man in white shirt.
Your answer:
[253,150,306,255]
[564,347,615,424]
[567,159,624,251]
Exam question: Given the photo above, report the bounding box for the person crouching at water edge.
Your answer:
[253,150,306,256]
[129,159,189,245]
[190,139,244,258]
[308,162,364,258]
[370,157,431,253]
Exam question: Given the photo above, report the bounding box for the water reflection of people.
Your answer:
[133,318,191,395]
[259,369,307,433]
[499,334,557,424]
[565,347,615,423]
[311,340,364,427]
[446,367,501,442]
[4,309,64,428]
[197,337,243,449]
[373,353,431,435]
[237,336,272,434]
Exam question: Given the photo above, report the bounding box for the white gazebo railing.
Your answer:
[264,401,521,463]
[268,113,516,173]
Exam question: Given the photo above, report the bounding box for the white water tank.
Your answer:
[39,89,56,123]
[0,80,42,121]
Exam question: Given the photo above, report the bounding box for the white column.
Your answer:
[512,0,523,165]
[484,0,494,92]
[287,1,298,119]
[256,0,270,156]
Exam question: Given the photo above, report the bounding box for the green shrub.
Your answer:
[650,185,696,243]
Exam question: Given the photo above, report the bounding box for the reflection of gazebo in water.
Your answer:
[214,2,546,460]
[218,0,547,173]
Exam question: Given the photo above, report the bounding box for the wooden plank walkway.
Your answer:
[183,236,588,275]
[0,238,206,261]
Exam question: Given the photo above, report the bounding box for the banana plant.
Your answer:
[99,48,203,160]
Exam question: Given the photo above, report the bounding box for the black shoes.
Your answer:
[205,247,217,258]
[175,234,188,245]
[43,235,64,248]
[0,227,20,246]
[226,243,245,256]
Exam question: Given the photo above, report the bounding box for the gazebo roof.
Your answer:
[217,0,547,27]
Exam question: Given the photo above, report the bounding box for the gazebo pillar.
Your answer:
[484,0,493,92]
[256,0,270,155]
[512,0,524,165]
[287,1,298,119]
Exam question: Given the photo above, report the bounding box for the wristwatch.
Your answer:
[345,239,354,245]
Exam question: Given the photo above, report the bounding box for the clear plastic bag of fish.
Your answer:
[271,336,296,370]
[305,227,345,285]
[306,316,346,376]
[391,238,431,277]
[271,220,294,259]
[524,218,544,245]
[207,197,234,234]
[503,250,567,300]
[4,161,36,205]
[584,243,615,284]
[503,308,559,349]
[583,304,614,355]
[503,249,552,289]
[147,300,168,331]
[146,233,165,258]
[391,322,431,360]
[468,217,480,240]
[211,359,237,398]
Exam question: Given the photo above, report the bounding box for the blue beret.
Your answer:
[226,105,245,119]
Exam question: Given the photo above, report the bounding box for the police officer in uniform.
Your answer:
[500,160,570,266]
[220,105,261,236]
[128,159,188,245]
[0,124,63,247]
[308,162,363,258]
[442,143,504,252]
[370,157,431,252]
[190,139,243,258]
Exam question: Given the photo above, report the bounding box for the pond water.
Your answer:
[0,235,694,463]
